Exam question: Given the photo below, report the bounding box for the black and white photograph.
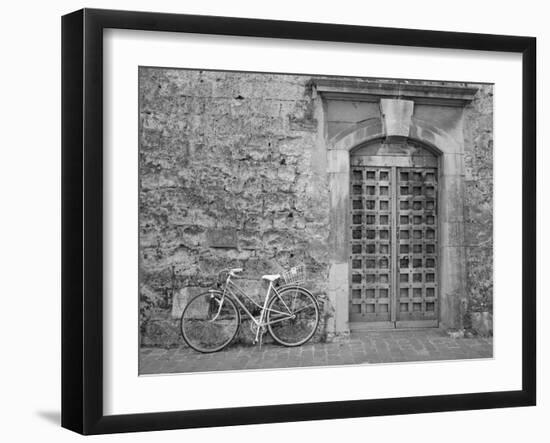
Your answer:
[138,68,494,375]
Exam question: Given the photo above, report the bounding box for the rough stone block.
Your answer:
[470,312,493,336]
[207,228,239,249]
[141,318,181,347]
[171,286,205,319]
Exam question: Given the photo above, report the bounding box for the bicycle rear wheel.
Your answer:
[180,291,240,353]
[267,286,319,347]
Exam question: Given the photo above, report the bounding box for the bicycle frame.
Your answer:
[215,274,301,344]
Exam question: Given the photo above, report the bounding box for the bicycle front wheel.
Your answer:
[267,286,319,347]
[180,291,240,353]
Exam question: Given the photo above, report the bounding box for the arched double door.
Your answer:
[349,139,439,329]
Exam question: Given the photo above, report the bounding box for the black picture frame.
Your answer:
[61,8,536,435]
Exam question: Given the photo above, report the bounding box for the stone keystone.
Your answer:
[380,98,414,138]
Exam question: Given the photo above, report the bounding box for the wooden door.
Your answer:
[349,141,439,330]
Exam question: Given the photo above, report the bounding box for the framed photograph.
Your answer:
[62,8,536,435]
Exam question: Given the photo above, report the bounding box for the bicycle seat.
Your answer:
[261,274,280,282]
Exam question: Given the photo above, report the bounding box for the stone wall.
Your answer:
[463,84,494,334]
[139,68,332,346]
[139,68,494,347]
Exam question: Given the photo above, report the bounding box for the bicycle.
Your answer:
[180,265,320,353]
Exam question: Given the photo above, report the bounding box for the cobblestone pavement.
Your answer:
[139,329,493,375]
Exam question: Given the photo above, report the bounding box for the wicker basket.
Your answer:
[282,265,306,285]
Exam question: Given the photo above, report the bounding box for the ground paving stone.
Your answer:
[139,328,493,375]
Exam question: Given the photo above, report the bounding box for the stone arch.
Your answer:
[326,117,465,334]
[329,117,460,156]
[329,118,384,152]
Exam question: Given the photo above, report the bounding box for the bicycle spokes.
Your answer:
[181,293,240,353]
[267,287,319,347]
